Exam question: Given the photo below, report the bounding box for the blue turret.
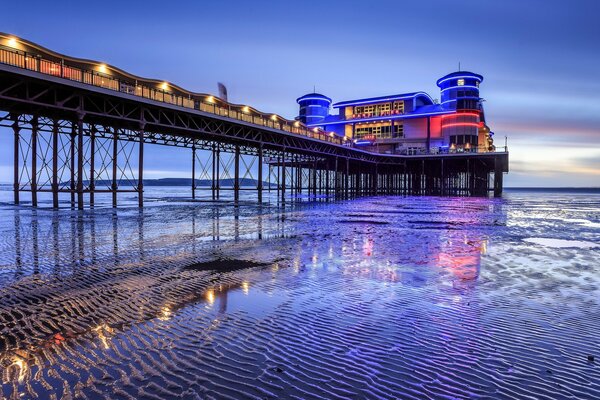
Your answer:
[296,93,332,125]
[436,71,483,111]
[437,71,484,150]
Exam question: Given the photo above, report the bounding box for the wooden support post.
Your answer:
[466,159,470,197]
[31,116,38,207]
[318,165,322,196]
[12,114,20,205]
[441,159,445,196]
[52,119,59,208]
[494,157,503,197]
[192,145,196,200]
[325,161,330,197]
[257,144,263,203]
[297,159,302,195]
[89,125,95,208]
[421,160,425,196]
[234,145,240,203]
[138,123,145,208]
[334,157,339,198]
[112,127,118,208]
[345,158,350,199]
[312,162,317,198]
[373,164,378,196]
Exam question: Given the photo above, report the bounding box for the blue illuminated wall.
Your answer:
[296,93,332,125]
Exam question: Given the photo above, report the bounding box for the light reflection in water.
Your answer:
[205,289,215,306]
[4,192,598,399]
[93,324,114,350]
[159,306,172,321]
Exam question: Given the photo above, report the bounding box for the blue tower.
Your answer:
[437,71,483,111]
[437,71,484,150]
[296,93,332,125]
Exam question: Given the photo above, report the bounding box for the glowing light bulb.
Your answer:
[98,64,108,74]
[242,106,249,113]
[7,37,17,48]
[160,82,169,91]
[271,114,278,121]
[206,95,214,103]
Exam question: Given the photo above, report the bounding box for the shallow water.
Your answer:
[0,188,599,399]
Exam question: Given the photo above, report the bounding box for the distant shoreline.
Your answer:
[0,180,597,193]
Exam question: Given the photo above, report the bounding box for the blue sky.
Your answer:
[1,0,599,186]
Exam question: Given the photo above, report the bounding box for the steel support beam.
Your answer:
[257,144,263,203]
[31,116,38,207]
[138,123,145,208]
[70,121,76,207]
[52,119,59,208]
[192,145,196,200]
[76,115,84,210]
[89,125,96,207]
[112,127,118,208]
[234,144,240,203]
[11,114,19,205]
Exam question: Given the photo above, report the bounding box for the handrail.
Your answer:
[0,42,346,146]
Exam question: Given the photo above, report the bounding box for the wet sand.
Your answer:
[0,191,599,399]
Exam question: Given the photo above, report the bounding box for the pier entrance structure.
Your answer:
[0,34,508,209]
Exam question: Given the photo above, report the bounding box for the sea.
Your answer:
[0,185,598,399]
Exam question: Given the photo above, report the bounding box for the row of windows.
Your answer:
[355,123,403,140]
[456,99,479,109]
[447,90,478,98]
[450,135,479,146]
[299,100,329,106]
[354,101,404,115]
[456,79,480,87]
[299,108,327,116]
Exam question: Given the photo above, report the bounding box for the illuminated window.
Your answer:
[393,101,404,113]
[457,79,465,86]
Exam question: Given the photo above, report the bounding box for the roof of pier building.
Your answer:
[305,92,454,127]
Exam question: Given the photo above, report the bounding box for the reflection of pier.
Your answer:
[0,34,508,209]
[6,205,281,279]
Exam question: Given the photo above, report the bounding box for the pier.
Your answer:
[0,34,508,209]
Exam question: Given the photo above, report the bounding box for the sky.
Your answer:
[1,0,599,187]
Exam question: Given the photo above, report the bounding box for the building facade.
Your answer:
[296,71,495,155]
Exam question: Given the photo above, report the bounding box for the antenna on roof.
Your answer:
[458,62,461,71]
[313,85,316,93]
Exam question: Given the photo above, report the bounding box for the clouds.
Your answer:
[0,0,598,186]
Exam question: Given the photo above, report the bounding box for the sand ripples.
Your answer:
[0,192,599,399]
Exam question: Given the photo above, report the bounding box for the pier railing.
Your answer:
[0,37,507,157]
[0,43,347,146]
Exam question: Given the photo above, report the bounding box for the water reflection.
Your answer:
[12,193,599,400]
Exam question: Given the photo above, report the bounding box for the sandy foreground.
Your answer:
[0,192,599,399]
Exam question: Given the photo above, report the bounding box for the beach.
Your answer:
[0,189,599,399]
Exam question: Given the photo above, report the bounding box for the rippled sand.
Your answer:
[0,190,599,399]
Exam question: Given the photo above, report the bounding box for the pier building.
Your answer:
[0,33,508,208]
[297,72,495,155]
